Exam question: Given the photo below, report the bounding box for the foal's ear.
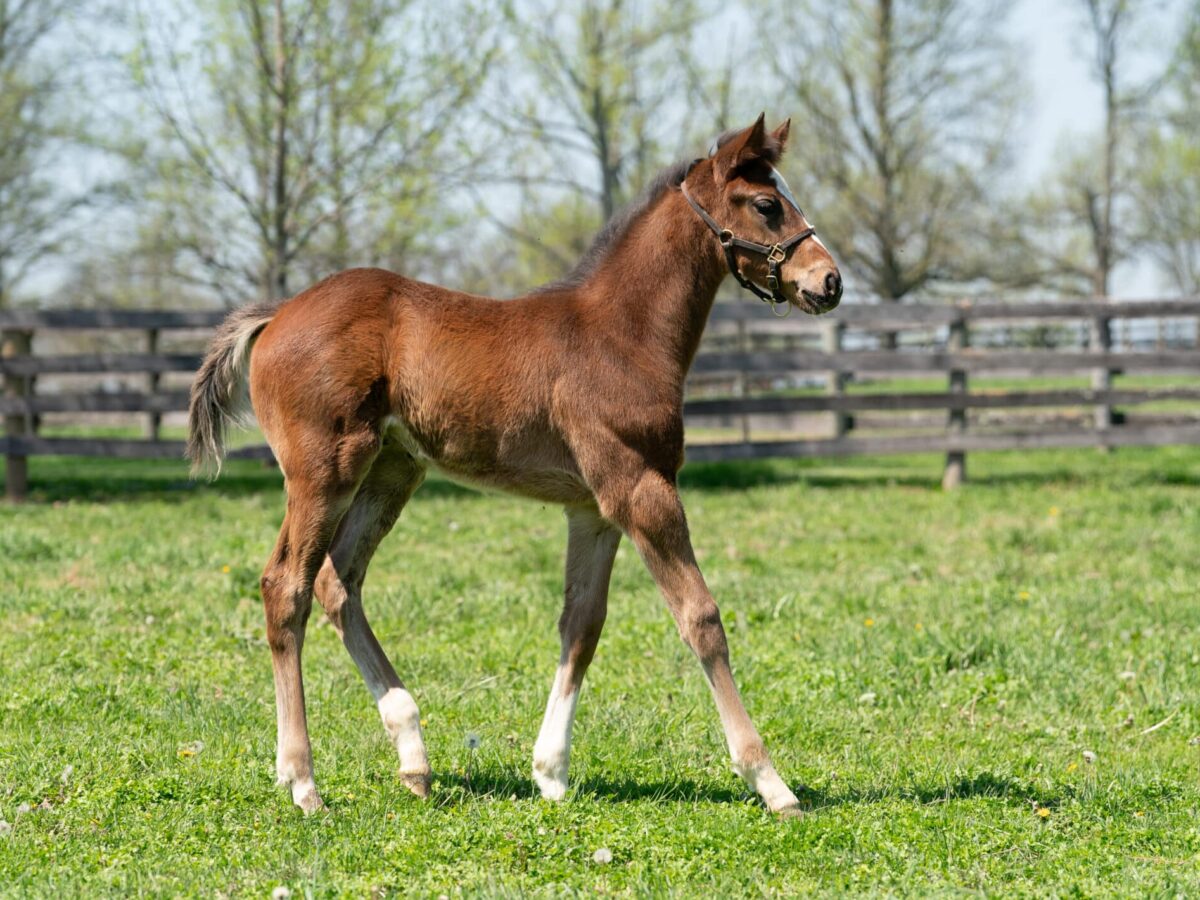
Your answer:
[713,112,780,181]
[772,118,791,154]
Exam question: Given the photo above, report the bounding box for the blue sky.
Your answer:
[1013,0,1188,292]
[1019,0,1100,182]
[1015,0,1184,183]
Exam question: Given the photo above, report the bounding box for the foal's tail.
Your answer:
[186,299,281,478]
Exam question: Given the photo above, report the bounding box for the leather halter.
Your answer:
[680,172,816,313]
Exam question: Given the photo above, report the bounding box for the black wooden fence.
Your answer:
[3,299,1199,501]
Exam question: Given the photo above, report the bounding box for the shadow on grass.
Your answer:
[679,454,1200,493]
[800,771,1051,813]
[20,458,479,504]
[16,447,1200,504]
[437,768,742,805]
[434,767,1046,814]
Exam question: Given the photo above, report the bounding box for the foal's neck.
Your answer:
[578,191,727,379]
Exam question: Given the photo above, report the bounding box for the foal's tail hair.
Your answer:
[186,299,282,478]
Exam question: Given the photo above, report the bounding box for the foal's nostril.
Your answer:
[824,271,843,300]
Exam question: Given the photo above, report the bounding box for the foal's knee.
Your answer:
[679,598,729,664]
[558,588,606,641]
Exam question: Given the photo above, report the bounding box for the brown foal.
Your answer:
[187,115,842,816]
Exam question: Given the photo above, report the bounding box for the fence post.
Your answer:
[1090,315,1113,445]
[942,313,969,490]
[732,317,750,443]
[3,328,33,503]
[144,327,161,440]
[821,319,848,438]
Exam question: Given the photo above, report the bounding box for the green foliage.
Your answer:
[1132,1,1200,294]
[0,0,94,305]
[766,0,1021,302]
[127,0,497,303]
[2,448,1200,893]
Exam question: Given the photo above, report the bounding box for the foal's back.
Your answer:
[250,267,594,501]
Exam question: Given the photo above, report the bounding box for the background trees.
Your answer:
[0,0,97,308]
[765,0,1019,321]
[464,0,712,290]
[1003,0,1165,297]
[1132,0,1200,294]
[1,0,1197,308]
[129,0,494,304]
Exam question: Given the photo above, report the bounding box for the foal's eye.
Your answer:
[754,198,781,217]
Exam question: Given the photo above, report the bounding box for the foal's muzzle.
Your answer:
[798,269,842,315]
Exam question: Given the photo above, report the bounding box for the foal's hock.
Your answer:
[187,115,843,816]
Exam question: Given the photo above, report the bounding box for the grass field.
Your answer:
[1,447,1199,895]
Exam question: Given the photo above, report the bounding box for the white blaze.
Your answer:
[769,165,811,226]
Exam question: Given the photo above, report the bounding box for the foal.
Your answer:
[187,115,842,816]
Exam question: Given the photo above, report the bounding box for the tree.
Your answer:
[130,0,496,305]
[0,0,93,307]
[477,0,710,284]
[1132,1,1200,294]
[1082,0,1134,296]
[765,0,1018,320]
[499,0,708,222]
[1007,0,1163,298]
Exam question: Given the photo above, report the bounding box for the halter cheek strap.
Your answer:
[679,179,816,313]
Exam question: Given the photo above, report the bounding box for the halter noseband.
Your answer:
[679,174,816,314]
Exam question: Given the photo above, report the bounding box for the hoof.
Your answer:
[535,780,567,802]
[292,785,325,815]
[774,802,806,819]
[532,764,568,801]
[399,771,432,799]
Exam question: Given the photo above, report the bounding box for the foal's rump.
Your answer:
[187,268,403,480]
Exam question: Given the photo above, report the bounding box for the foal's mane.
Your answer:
[540,127,784,294]
[539,158,694,292]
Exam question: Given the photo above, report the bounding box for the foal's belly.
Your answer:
[381,416,593,505]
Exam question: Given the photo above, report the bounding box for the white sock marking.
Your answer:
[733,760,800,812]
[533,668,579,801]
[377,687,428,775]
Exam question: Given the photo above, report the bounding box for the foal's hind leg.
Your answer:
[314,445,432,797]
[533,506,621,800]
[262,473,363,813]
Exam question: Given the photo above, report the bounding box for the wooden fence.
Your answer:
[3,299,1200,501]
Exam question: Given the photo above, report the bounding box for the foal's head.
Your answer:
[683,114,842,314]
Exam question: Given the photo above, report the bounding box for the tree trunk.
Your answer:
[593,84,617,223]
[271,0,290,300]
[1093,0,1121,300]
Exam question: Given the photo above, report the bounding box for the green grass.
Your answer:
[1,447,1199,896]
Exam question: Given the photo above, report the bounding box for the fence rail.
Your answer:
[706,298,1200,325]
[3,298,1200,501]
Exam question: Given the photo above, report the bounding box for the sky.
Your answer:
[1014,0,1188,178]
[27,0,1194,301]
[1017,0,1100,184]
[1011,0,1188,292]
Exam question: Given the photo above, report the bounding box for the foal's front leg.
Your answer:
[532,506,621,800]
[612,471,802,815]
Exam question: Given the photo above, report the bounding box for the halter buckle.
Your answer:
[766,244,787,265]
[718,229,734,247]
